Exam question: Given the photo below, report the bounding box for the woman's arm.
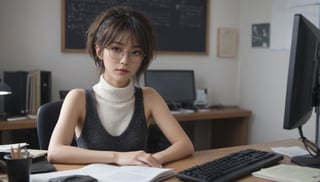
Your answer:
[47,89,113,164]
[143,87,195,164]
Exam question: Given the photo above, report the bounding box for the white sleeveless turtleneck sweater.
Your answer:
[92,75,135,136]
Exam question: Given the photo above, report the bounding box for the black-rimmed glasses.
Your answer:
[106,47,145,63]
[301,137,320,156]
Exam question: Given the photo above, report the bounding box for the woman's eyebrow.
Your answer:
[110,41,123,45]
[110,42,142,49]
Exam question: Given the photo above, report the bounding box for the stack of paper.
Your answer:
[0,143,28,153]
[0,143,47,159]
[252,164,320,182]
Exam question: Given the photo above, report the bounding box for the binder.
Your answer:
[40,71,51,105]
[4,71,29,116]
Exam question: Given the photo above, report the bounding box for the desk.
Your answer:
[52,138,303,182]
[173,107,251,149]
[0,119,37,144]
[0,119,36,130]
[0,107,251,149]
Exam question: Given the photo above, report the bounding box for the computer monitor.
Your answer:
[283,14,320,166]
[144,70,196,110]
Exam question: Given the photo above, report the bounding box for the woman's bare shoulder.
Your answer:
[141,86,167,106]
[64,88,86,104]
[141,86,158,95]
[67,88,85,97]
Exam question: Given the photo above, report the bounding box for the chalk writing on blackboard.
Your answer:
[62,0,208,53]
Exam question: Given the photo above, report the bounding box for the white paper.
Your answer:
[31,163,176,182]
[27,149,47,158]
[0,143,28,153]
[271,146,309,157]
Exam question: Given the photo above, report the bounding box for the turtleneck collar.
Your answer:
[93,75,135,103]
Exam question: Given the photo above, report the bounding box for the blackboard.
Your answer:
[61,0,208,53]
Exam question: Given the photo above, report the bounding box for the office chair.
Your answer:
[36,101,76,150]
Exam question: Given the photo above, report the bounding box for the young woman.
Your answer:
[47,6,194,167]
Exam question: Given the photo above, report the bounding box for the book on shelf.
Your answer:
[27,70,41,115]
[31,163,176,182]
[27,70,51,115]
[6,116,28,121]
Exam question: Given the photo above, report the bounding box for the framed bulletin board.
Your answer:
[61,0,209,54]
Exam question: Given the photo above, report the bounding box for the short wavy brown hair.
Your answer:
[86,6,156,80]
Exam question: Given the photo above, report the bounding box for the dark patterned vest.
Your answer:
[76,87,148,151]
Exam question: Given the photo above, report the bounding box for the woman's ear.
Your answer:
[95,44,103,60]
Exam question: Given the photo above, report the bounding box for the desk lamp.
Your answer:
[0,79,12,95]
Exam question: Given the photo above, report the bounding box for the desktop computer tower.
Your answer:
[4,71,29,116]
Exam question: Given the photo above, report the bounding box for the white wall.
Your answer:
[0,0,314,145]
[238,0,315,144]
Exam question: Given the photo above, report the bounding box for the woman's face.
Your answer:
[96,33,144,87]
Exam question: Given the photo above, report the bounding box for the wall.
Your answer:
[238,0,315,144]
[0,0,239,106]
[1,0,312,145]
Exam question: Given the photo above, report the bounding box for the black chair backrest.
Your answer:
[36,101,76,150]
[36,101,63,150]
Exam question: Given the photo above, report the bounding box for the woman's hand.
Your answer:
[114,150,162,168]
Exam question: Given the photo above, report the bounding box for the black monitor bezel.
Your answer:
[283,14,320,130]
[144,69,196,107]
[283,14,320,166]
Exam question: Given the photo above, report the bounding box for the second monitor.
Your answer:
[144,69,196,110]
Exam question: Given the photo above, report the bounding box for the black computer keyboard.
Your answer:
[176,148,284,182]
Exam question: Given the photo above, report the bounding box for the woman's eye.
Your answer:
[111,47,122,53]
[132,50,143,56]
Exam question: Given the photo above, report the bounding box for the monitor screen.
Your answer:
[283,14,320,166]
[144,70,196,108]
[283,14,319,130]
